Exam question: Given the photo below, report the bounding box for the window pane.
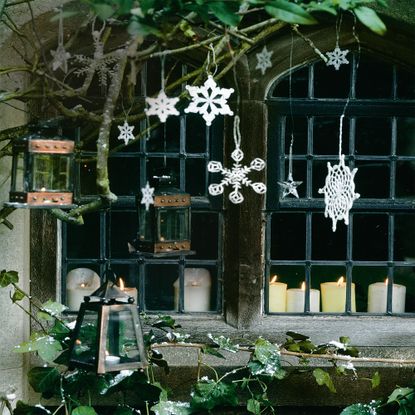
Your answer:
[356,56,393,98]
[186,115,207,153]
[186,158,206,196]
[397,68,415,99]
[110,211,137,258]
[109,157,139,196]
[191,212,218,260]
[355,161,390,198]
[313,159,337,197]
[314,60,350,98]
[397,117,415,156]
[271,213,305,260]
[394,267,415,312]
[353,214,388,261]
[272,66,308,98]
[395,161,415,198]
[147,117,180,152]
[279,160,306,199]
[355,117,391,156]
[147,158,180,183]
[79,159,97,196]
[285,116,308,154]
[312,213,347,260]
[394,214,415,261]
[144,264,177,311]
[313,117,349,155]
[67,213,100,258]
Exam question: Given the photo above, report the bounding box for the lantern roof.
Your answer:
[87,280,134,304]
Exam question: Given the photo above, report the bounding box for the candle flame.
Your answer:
[105,350,109,356]
[80,283,86,288]
[385,278,388,286]
[119,278,125,291]
[337,276,344,286]
[270,275,278,284]
[301,282,305,291]
[40,187,46,192]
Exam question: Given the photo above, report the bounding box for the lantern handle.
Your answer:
[101,267,117,284]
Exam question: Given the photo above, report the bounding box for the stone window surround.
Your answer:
[28,19,415,407]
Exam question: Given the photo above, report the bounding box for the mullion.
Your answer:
[264,213,272,314]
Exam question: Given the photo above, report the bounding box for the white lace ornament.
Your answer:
[208,116,266,204]
[145,90,179,123]
[117,120,135,145]
[255,46,273,75]
[277,136,302,198]
[326,46,349,71]
[185,75,234,126]
[50,8,71,73]
[318,115,359,232]
[141,182,155,211]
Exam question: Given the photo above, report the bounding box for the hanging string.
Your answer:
[206,43,218,76]
[57,7,64,47]
[233,115,241,149]
[161,54,167,167]
[288,135,294,180]
[335,13,343,48]
[160,53,166,91]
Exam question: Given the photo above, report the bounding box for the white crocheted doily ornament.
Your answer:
[117,120,135,145]
[141,181,154,211]
[184,75,234,126]
[145,90,180,123]
[318,155,360,232]
[326,46,349,71]
[208,116,266,204]
[255,46,273,75]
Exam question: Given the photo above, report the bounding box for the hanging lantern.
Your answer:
[68,276,147,374]
[6,120,75,208]
[134,173,192,256]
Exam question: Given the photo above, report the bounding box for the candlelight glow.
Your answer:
[337,276,344,286]
[80,283,86,288]
[385,278,388,286]
[301,282,305,291]
[270,275,278,284]
[119,278,125,291]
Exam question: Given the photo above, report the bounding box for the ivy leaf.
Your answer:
[49,319,71,342]
[191,379,238,411]
[12,287,25,302]
[202,345,225,359]
[208,1,241,27]
[371,371,381,389]
[286,331,309,341]
[387,387,414,404]
[0,269,18,287]
[90,4,115,20]
[113,407,134,415]
[248,338,281,377]
[14,333,62,363]
[152,315,178,329]
[13,401,51,415]
[339,336,350,345]
[265,0,317,25]
[28,367,60,399]
[354,6,387,35]
[340,402,380,415]
[247,398,261,414]
[151,400,192,415]
[41,300,67,317]
[208,334,239,353]
[312,368,336,393]
[72,407,98,415]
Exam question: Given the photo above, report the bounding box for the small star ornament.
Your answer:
[141,182,155,211]
[255,46,273,75]
[117,121,135,145]
[185,75,234,126]
[50,8,70,73]
[145,90,180,123]
[278,173,302,198]
[326,46,349,71]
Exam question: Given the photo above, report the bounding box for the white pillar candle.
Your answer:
[66,268,101,311]
[174,268,211,312]
[118,278,138,305]
[367,280,406,313]
[321,277,356,312]
[269,275,287,312]
[286,283,320,312]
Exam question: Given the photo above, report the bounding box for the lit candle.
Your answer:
[105,351,120,365]
[174,268,211,312]
[320,277,356,312]
[269,275,287,312]
[286,282,320,312]
[66,268,101,311]
[119,278,138,305]
[367,278,406,313]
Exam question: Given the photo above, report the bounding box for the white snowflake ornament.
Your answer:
[145,90,180,123]
[185,75,234,126]
[318,155,360,232]
[208,116,266,204]
[117,121,135,145]
[141,182,155,211]
[326,46,349,71]
[255,46,273,75]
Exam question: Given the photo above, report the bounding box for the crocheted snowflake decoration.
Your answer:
[255,46,273,75]
[326,47,349,71]
[74,30,119,88]
[141,181,154,211]
[318,155,360,232]
[117,121,135,145]
[145,90,180,123]
[185,75,234,126]
[51,44,71,73]
[208,148,266,204]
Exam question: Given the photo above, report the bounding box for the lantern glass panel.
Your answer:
[72,310,98,366]
[139,209,153,241]
[158,208,189,242]
[105,307,141,371]
[32,154,72,191]
[13,152,25,192]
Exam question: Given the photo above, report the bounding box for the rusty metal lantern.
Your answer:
[6,121,75,208]
[134,173,192,256]
[68,275,147,374]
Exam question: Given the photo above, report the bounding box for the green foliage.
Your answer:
[354,6,387,35]
[371,371,381,389]
[72,407,98,415]
[190,379,238,411]
[13,402,51,415]
[208,333,239,353]
[12,287,25,302]
[0,269,18,287]
[14,333,63,363]
[151,400,192,415]
[265,0,318,25]
[341,402,380,415]
[27,367,61,399]
[313,368,337,393]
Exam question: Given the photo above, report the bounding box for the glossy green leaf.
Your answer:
[387,387,413,404]
[354,6,387,35]
[0,269,18,287]
[208,334,239,353]
[340,403,379,415]
[202,345,225,359]
[247,398,261,414]
[41,300,67,316]
[151,400,192,415]
[286,331,309,341]
[191,379,238,411]
[90,4,115,20]
[28,367,60,399]
[312,368,336,393]
[14,333,62,363]
[152,315,178,329]
[72,406,98,415]
[14,401,51,415]
[12,288,25,302]
[208,1,241,27]
[371,371,381,389]
[265,0,317,25]
[113,407,134,415]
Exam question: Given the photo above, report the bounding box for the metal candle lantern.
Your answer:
[6,121,75,208]
[68,277,147,374]
[135,174,192,255]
